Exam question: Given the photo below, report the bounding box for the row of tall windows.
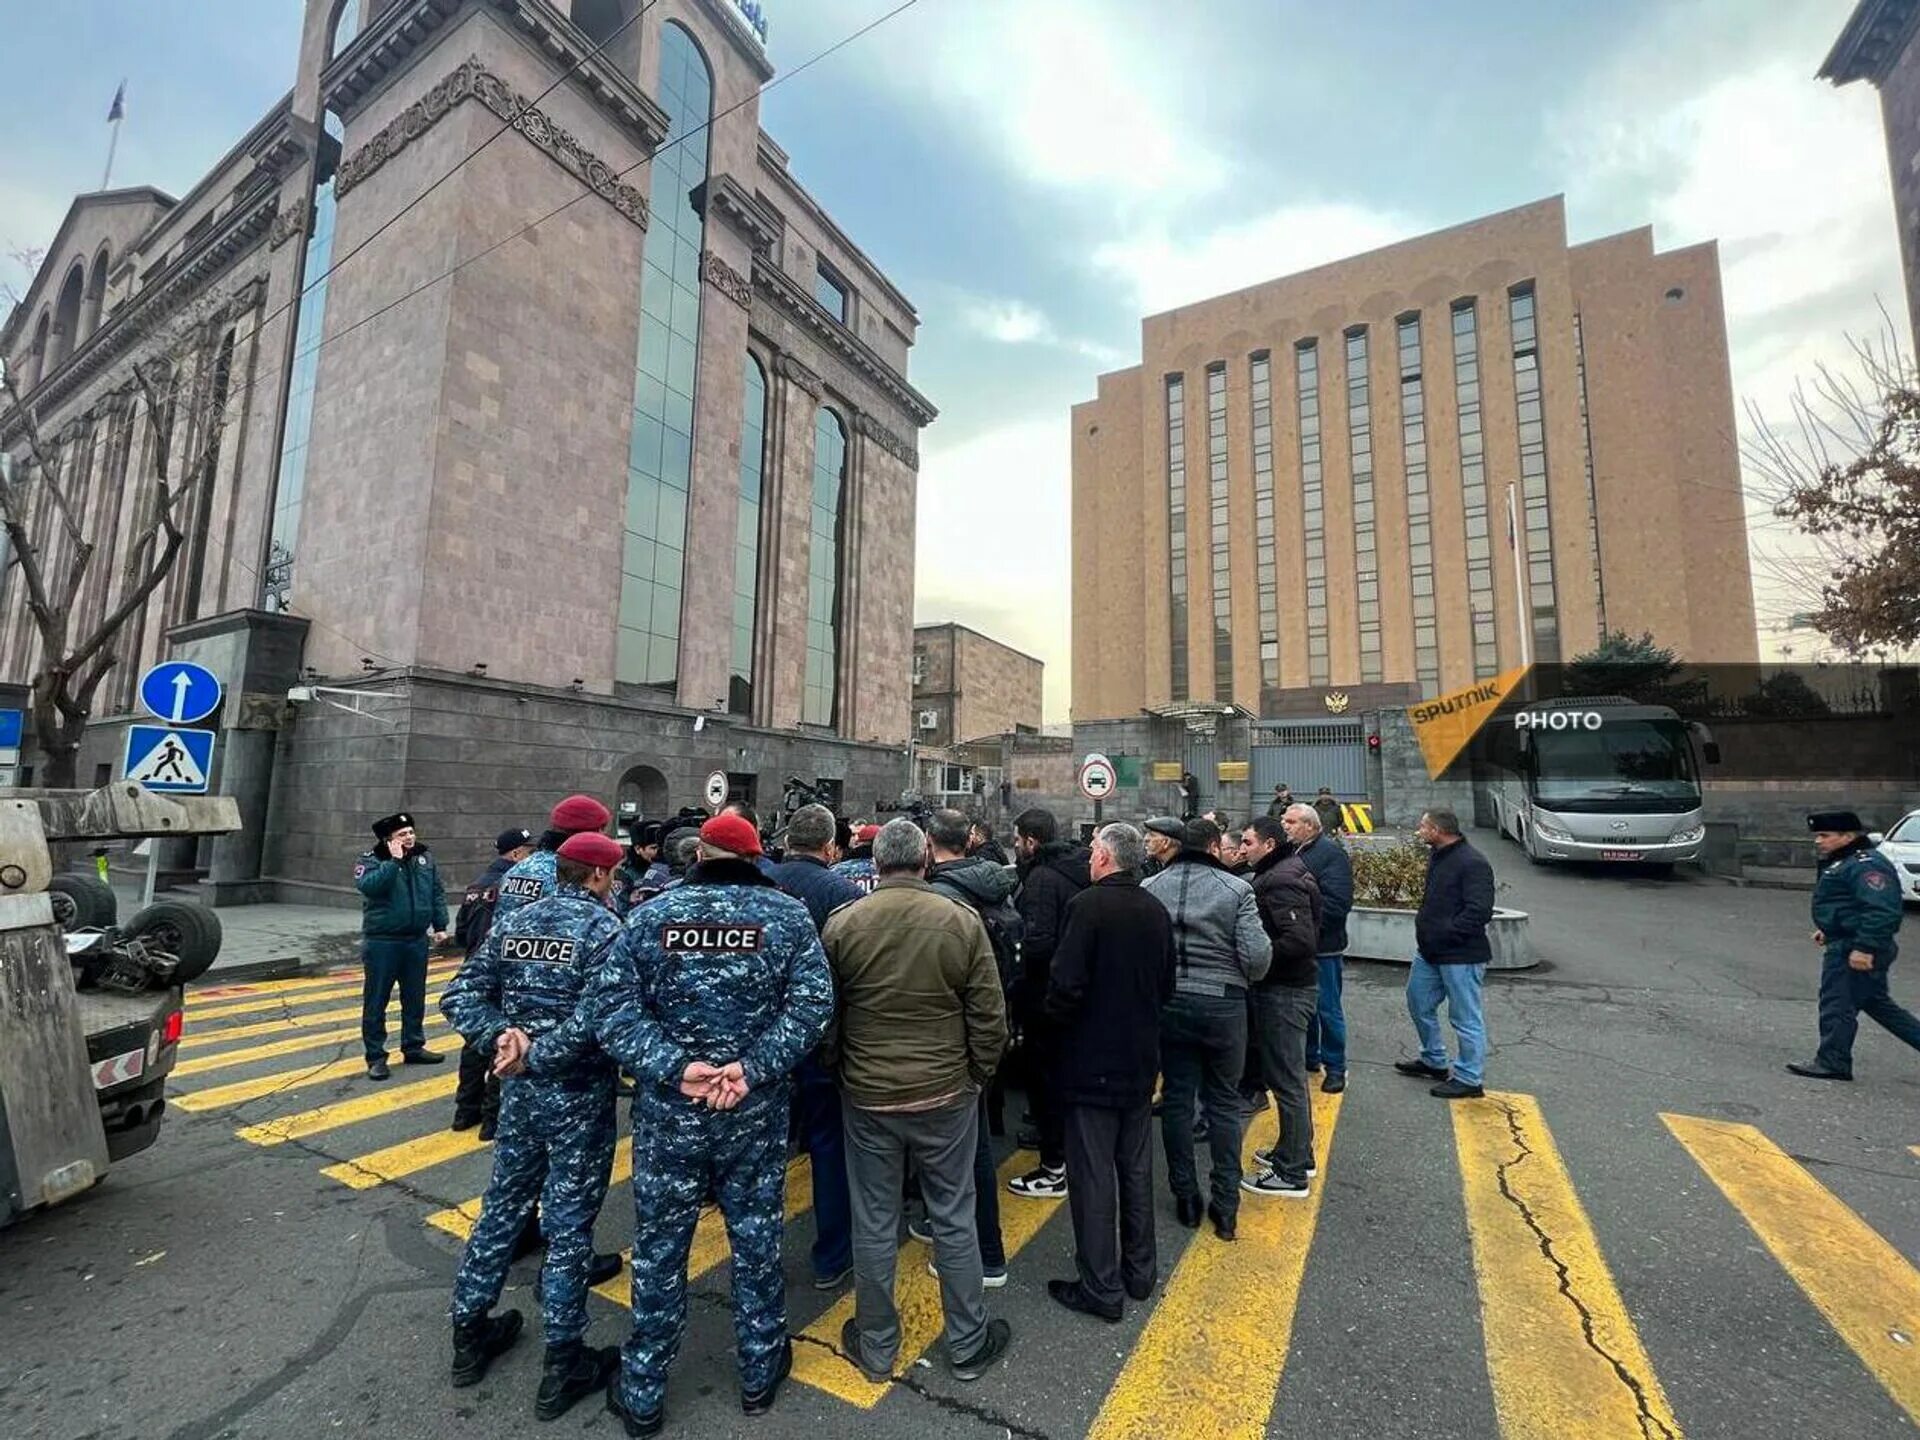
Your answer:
[1165,375,1189,702]
[1249,353,1279,690]
[1452,301,1499,678]
[1345,328,1380,683]
[1509,284,1561,664]
[1206,365,1232,697]
[1297,343,1328,686]
[1572,312,1607,643]
[1397,315,1439,692]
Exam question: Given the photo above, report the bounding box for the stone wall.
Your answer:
[1372,705,1472,828]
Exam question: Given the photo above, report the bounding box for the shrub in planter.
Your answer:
[1350,840,1430,909]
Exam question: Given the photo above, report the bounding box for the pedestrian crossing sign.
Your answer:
[123,724,215,793]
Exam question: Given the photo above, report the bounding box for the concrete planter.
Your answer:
[1345,905,1535,970]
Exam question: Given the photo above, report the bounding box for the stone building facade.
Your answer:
[910,621,1043,748]
[1823,0,1920,349]
[1071,196,1759,725]
[0,0,931,902]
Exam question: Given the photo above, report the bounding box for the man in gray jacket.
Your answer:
[1143,817,1272,1240]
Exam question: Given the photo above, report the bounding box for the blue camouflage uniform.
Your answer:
[830,854,878,895]
[1811,837,1918,1074]
[589,859,834,1418]
[494,846,561,925]
[355,843,448,1064]
[443,883,623,1344]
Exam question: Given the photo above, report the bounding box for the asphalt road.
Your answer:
[5,831,1919,1440]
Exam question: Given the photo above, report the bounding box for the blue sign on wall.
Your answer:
[0,710,21,750]
[138,661,223,727]
[123,725,216,794]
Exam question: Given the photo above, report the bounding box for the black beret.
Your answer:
[372,812,413,839]
[1808,810,1865,833]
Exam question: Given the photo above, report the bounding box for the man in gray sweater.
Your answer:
[1143,817,1272,1240]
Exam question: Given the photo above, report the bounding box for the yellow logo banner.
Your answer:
[1407,666,1532,779]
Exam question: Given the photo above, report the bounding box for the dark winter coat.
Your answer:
[1044,873,1176,1108]
[1296,832,1354,955]
[355,844,449,940]
[768,853,866,934]
[1249,848,1322,989]
[1014,841,1092,1000]
[1415,837,1496,965]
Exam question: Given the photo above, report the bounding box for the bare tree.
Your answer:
[1743,320,1920,658]
[0,296,236,788]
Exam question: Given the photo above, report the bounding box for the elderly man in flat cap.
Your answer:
[1787,809,1919,1082]
[356,811,450,1081]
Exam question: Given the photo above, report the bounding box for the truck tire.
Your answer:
[124,901,223,984]
[49,874,118,931]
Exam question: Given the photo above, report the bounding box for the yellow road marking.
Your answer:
[234,1069,462,1146]
[589,1156,815,1305]
[179,990,450,1050]
[176,1019,422,1076]
[791,1147,1061,1408]
[173,1025,458,1111]
[321,1127,487,1190]
[429,1147,638,1243]
[1087,1091,1341,1440]
[193,959,460,1003]
[1665,1113,1920,1422]
[1455,1092,1681,1440]
[189,968,457,1021]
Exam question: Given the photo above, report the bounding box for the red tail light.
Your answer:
[161,1009,184,1046]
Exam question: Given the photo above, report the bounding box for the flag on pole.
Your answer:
[107,81,126,123]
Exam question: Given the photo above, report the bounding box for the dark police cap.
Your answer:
[631,820,664,848]
[1144,816,1185,840]
[372,812,413,839]
[1807,810,1866,833]
[495,827,533,854]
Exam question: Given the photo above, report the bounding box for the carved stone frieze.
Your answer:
[334,57,649,231]
[701,251,752,309]
[268,197,308,250]
[855,411,920,472]
[775,353,822,397]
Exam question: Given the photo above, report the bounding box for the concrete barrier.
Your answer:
[1345,905,1534,970]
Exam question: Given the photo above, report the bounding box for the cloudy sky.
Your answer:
[0,0,1901,717]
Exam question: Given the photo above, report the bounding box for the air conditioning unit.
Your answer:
[917,710,939,731]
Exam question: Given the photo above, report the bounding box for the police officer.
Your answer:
[451,827,535,1136]
[355,812,449,1081]
[832,823,880,893]
[592,813,834,1436]
[1787,809,1919,1081]
[441,831,627,1418]
[612,822,666,918]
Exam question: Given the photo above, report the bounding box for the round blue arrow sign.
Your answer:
[138,661,223,727]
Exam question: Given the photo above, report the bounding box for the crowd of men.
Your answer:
[350,790,1506,1434]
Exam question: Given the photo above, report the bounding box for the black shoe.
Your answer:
[1430,1079,1486,1100]
[949,1317,1012,1381]
[839,1316,891,1383]
[450,1110,481,1132]
[367,1057,390,1081]
[1174,1193,1204,1228]
[741,1338,793,1415]
[1394,1059,1450,1080]
[536,1342,617,1421]
[1785,1062,1854,1081]
[812,1263,853,1291]
[1305,1061,1323,1074]
[588,1251,623,1287]
[451,1310,523,1387]
[403,1048,445,1065]
[1321,1072,1347,1094]
[1124,1276,1155,1303]
[605,1377,663,1439]
[1207,1202,1236,1241]
[1047,1278,1122,1322]
[478,1114,498,1143]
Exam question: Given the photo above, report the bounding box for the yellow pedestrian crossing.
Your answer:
[233,1069,462,1146]
[192,959,461,1005]
[178,998,412,1050]
[187,963,460,1021]
[174,1013,457,1076]
[1456,1093,1681,1440]
[1087,1091,1342,1440]
[320,1126,487,1190]
[1665,1113,1920,1423]
[173,1026,460,1111]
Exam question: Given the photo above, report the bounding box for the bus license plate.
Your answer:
[1600,849,1643,861]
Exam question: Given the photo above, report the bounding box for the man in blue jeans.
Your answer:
[1284,804,1353,1095]
[1396,809,1494,1100]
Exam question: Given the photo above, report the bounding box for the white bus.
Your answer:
[1478,698,1719,871]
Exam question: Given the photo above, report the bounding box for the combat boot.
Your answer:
[451,1310,523,1387]
[535,1341,617,1421]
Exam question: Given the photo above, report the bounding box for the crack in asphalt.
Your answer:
[789,1331,1051,1440]
[1490,1098,1677,1440]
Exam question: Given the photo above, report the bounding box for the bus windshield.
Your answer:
[1529,719,1700,814]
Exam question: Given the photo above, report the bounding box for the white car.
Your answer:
[1875,811,1920,905]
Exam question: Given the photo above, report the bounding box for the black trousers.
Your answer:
[1063,1100,1156,1307]
[1016,990,1068,1169]
[453,1045,501,1125]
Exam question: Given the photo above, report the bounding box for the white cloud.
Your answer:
[960,298,1054,345]
[1091,201,1422,316]
[914,417,1072,721]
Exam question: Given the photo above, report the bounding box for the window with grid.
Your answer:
[1250,351,1278,690]
[1206,364,1233,700]
[1572,312,1607,643]
[1166,374,1189,701]
[1452,300,1499,678]
[1398,314,1439,692]
[1346,328,1380,683]
[1297,341,1327,686]
[1508,283,1560,664]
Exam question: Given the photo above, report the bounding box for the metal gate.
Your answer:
[1185,730,1220,815]
[1251,719,1366,800]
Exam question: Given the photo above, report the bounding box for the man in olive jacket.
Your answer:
[821,819,1012,1385]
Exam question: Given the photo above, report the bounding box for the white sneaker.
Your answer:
[928,1259,1008,1288]
[1006,1165,1068,1198]
[1253,1147,1316,1178]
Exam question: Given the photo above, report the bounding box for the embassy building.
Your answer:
[1071,197,1759,728]
[0,0,932,901]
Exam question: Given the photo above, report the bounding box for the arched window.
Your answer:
[730,354,768,714]
[803,407,848,728]
[50,262,85,368]
[327,0,361,61]
[29,310,50,389]
[616,22,713,687]
[84,244,111,337]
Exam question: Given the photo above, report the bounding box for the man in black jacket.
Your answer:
[1044,823,1174,1321]
[1283,803,1354,1095]
[1397,809,1495,1099]
[1238,817,1321,1200]
[451,827,535,1135]
[1007,807,1091,1198]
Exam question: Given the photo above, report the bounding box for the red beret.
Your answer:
[700,813,763,858]
[550,794,611,833]
[855,823,881,844]
[557,831,624,869]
